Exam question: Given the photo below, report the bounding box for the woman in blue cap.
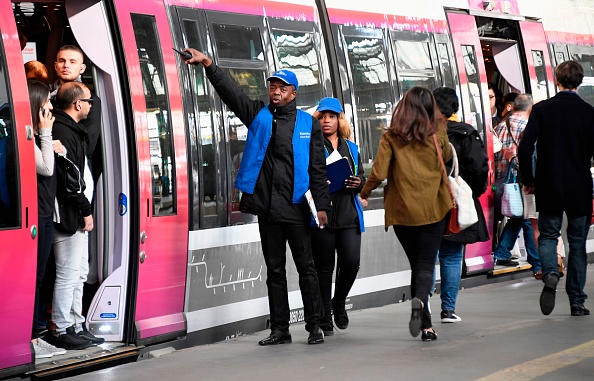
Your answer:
[311,97,366,335]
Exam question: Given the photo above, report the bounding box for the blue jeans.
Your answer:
[437,240,464,311]
[538,213,589,306]
[493,218,541,272]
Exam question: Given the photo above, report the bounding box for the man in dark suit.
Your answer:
[519,61,594,317]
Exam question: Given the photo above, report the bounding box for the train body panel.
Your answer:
[3,0,594,377]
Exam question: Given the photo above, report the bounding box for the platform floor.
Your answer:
[66,266,594,381]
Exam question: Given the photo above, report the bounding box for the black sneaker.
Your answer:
[319,316,334,336]
[332,299,349,330]
[440,310,462,323]
[307,326,324,345]
[71,326,105,344]
[495,258,519,267]
[45,330,92,350]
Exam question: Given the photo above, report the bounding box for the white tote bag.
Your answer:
[448,144,478,230]
[501,165,524,218]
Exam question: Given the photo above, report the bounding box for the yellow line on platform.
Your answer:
[477,340,594,381]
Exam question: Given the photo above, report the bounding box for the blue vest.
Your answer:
[234,106,312,203]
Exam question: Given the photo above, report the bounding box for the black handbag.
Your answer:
[58,155,85,196]
[54,155,85,234]
[55,201,81,234]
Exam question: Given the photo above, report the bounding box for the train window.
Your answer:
[131,14,176,216]
[461,45,485,135]
[398,76,437,93]
[437,42,456,89]
[531,50,550,102]
[271,29,323,110]
[394,40,432,71]
[344,35,392,204]
[569,48,594,106]
[182,18,219,227]
[212,24,264,61]
[0,45,19,229]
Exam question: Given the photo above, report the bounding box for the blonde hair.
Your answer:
[312,110,353,140]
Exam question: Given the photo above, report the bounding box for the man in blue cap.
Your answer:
[183,48,330,345]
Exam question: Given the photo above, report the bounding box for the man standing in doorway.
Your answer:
[519,61,594,316]
[183,48,330,345]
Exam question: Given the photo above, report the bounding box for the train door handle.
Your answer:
[26,125,33,140]
[139,250,147,264]
[140,231,148,244]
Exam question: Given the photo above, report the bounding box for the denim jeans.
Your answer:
[437,240,464,311]
[52,229,89,334]
[538,213,589,306]
[493,218,541,272]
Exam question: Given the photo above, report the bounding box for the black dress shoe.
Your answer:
[540,274,559,315]
[421,329,438,342]
[332,299,349,330]
[307,326,324,345]
[319,316,334,336]
[495,258,519,267]
[571,305,590,316]
[258,329,292,346]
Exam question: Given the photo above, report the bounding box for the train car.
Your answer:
[2,0,594,378]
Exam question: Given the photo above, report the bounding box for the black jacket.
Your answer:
[204,64,330,223]
[519,91,594,214]
[444,120,489,244]
[323,137,365,229]
[52,109,92,218]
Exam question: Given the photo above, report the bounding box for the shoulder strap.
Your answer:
[505,118,519,146]
[432,134,456,206]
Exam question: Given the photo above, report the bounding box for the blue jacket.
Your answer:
[234,106,313,204]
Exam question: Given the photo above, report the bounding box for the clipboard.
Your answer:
[327,157,353,193]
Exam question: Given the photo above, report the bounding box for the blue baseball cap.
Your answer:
[316,97,343,114]
[267,69,299,91]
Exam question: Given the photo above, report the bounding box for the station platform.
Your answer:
[66,266,594,381]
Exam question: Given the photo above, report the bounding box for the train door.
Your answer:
[0,0,38,375]
[111,0,189,343]
[445,12,494,274]
[518,21,555,102]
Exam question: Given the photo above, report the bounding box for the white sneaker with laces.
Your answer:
[37,338,67,355]
[33,342,53,359]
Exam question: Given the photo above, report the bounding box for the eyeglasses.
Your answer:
[73,98,93,105]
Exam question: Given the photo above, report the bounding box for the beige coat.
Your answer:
[360,128,453,228]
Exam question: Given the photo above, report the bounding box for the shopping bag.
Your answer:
[501,165,523,218]
[447,143,478,230]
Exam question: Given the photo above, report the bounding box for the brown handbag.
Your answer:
[432,134,460,235]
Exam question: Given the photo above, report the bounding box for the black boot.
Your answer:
[332,299,349,330]
[307,326,324,345]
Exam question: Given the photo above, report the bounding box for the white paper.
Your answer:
[305,189,320,226]
[326,150,343,165]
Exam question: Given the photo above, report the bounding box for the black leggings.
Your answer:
[393,218,445,330]
[311,227,361,317]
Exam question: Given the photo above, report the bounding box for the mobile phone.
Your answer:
[172,47,192,60]
[41,108,46,117]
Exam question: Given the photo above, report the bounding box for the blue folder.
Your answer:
[327,157,353,193]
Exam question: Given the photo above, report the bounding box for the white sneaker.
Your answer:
[37,338,67,355]
[33,342,53,359]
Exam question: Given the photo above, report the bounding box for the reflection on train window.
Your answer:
[461,45,484,136]
[345,36,392,204]
[394,40,432,71]
[183,19,218,227]
[398,76,437,93]
[131,14,176,216]
[570,50,594,106]
[555,51,566,65]
[212,24,264,61]
[437,43,455,88]
[531,50,549,102]
[271,29,323,111]
[0,46,19,229]
[226,68,267,224]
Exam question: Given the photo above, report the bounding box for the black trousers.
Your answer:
[393,218,445,330]
[311,227,361,317]
[32,216,54,339]
[258,219,324,332]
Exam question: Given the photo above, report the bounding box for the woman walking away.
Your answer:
[311,97,365,335]
[360,87,452,341]
[27,80,67,359]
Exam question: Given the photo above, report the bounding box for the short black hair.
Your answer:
[56,82,86,110]
[555,61,584,89]
[432,87,459,118]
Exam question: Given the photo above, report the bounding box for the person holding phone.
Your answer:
[27,80,67,358]
[311,97,365,335]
